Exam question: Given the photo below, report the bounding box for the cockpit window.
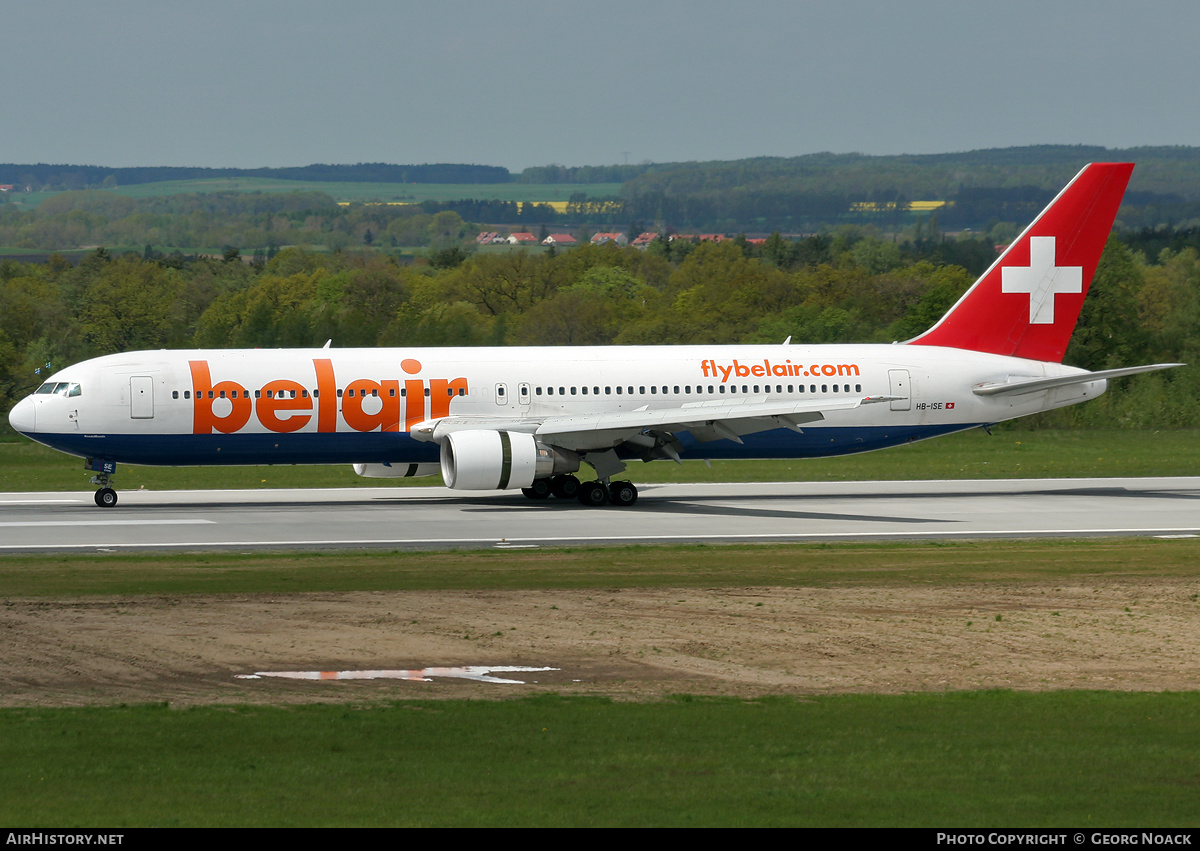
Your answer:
[33,382,81,397]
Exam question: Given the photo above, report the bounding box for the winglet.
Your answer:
[907,163,1134,363]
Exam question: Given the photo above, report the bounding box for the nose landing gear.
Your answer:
[86,458,118,508]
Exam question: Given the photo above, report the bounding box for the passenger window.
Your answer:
[172,390,179,399]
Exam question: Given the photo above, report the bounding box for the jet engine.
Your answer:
[439,429,579,490]
[352,462,441,479]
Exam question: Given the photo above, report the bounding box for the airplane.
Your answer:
[6,162,1182,508]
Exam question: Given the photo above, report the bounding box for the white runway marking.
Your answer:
[237,666,559,684]
[0,519,215,528]
[0,500,81,505]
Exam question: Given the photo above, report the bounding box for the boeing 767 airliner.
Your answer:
[7,163,1181,507]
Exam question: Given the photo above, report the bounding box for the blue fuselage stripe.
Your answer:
[23,423,983,467]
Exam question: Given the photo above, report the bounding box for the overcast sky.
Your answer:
[4,0,1198,172]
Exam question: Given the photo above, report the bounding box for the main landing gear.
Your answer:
[87,458,118,508]
[521,474,638,508]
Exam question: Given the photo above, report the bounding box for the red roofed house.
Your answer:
[507,232,538,245]
[590,232,629,246]
[542,233,577,246]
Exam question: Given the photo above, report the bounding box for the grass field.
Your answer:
[9,179,625,208]
[1,536,1197,597]
[3,537,1200,826]
[3,691,1198,827]
[1,427,1197,493]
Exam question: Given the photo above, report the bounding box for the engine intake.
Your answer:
[440,430,578,490]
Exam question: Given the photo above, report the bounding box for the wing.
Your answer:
[410,394,898,455]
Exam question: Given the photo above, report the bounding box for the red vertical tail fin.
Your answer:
[907,162,1133,363]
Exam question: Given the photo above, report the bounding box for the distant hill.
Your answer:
[0,162,510,190]
[6,146,1200,231]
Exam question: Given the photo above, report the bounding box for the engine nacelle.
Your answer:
[352,462,441,478]
[440,430,578,490]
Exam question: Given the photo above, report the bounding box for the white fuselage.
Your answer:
[9,343,1103,469]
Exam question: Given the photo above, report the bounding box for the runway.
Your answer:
[2,477,1199,552]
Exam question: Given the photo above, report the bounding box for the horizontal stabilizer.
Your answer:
[972,363,1184,397]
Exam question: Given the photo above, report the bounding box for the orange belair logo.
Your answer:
[189,358,467,435]
[700,358,860,382]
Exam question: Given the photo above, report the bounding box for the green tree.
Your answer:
[77,256,181,354]
[1066,237,1150,370]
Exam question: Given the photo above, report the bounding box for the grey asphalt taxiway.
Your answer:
[1,477,1199,552]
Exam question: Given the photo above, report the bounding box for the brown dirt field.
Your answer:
[3,578,1199,706]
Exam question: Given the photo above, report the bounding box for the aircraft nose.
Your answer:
[8,395,35,434]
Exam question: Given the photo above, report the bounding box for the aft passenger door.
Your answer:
[888,369,911,411]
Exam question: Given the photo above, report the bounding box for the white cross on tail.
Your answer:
[1001,236,1083,324]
